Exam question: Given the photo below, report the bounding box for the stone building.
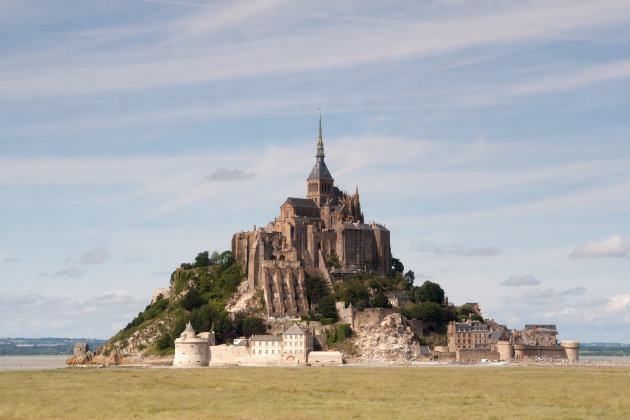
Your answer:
[232,115,391,318]
[385,290,411,308]
[173,322,215,367]
[447,320,490,352]
[282,324,313,364]
[73,342,90,356]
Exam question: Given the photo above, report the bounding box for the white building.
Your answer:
[173,322,215,367]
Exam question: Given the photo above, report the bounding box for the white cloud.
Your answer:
[414,242,501,257]
[545,294,630,324]
[2,0,630,99]
[501,274,540,287]
[53,268,84,278]
[0,290,146,337]
[570,234,630,258]
[79,247,111,264]
[206,168,256,182]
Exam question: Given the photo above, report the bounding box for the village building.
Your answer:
[73,342,90,356]
[447,320,490,351]
[385,290,411,308]
[231,115,391,318]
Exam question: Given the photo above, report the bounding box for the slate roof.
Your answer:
[285,197,318,209]
[283,324,306,335]
[307,158,334,181]
[419,346,431,356]
[489,330,504,342]
[251,334,281,342]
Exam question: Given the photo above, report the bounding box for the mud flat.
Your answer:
[0,355,67,371]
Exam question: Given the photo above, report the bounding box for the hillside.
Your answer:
[99,249,479,363]
[99,251,267,358]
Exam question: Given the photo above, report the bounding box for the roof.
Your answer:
[525,324,557,331]
[184,321,195,333]
[489,330,504,342]
[251,334,281,341]
[307,158,334,181]
[283,324,306,335]
[385,291,409,299]
[284,197,318,209]
[419,346,431,356]
[74,342,88,349]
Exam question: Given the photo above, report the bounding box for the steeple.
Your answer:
[307,109,334,206]
[316,108,325,158]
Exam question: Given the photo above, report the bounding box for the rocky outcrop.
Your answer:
[66,353,122,366]
[350,313,417,363]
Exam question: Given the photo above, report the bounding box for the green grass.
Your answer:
[1,366,629,419]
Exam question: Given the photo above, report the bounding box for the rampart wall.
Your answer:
[456,348,500,362]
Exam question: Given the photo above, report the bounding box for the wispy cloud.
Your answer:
[570,234,630,258]
[206,168,256,182]
[414,242,501,257]
[53,268,84,278]
[79,247,111,264]
[0,289,146,337]
[2,0,629,99]
[500,274,540,287]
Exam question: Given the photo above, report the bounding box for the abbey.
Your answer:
[232,116,391,318]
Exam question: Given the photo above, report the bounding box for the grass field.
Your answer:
[1,366,629,419]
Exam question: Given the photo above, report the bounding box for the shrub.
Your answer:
[326,323,353,347]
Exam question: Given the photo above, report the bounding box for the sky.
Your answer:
[1,0,629,342]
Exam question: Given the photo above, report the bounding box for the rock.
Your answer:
[350,313,417,363]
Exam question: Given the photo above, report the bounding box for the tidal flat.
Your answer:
[1,366,629,419]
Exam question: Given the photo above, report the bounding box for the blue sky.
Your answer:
[1,0,629,342]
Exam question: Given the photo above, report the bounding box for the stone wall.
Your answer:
[209,345,250,365]
[456,348,500,362]
[308,351,343,366]
[513,344,567,359]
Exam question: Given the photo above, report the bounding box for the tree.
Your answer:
[371,290,390,308]
[180,289,204,311]
[194,251,211,268]
[326,251,341,269]
[242,317,267,337]
[391,258,404,275]
[304,276,329,308]
[403,270,415,289]
[180,262,193,270]
[409,302,443,322]
[416,280,445,304]
[337,278,370,309]
[210,251,221,265]
[316,294,338,320]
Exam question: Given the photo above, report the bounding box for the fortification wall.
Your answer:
[513,344,567,359]
[209,345,250,365]
[456,348,500,362]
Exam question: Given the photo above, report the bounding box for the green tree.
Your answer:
[404,270,415,289]
[372,290,390,308]
[326,251,341,269]
[316,294,338,320]
[416,280,445,304]
[391,258,404,275]
[242,317,267,337]
[337,278,370,309]
[304,276,329,308]
[180,289,204,311]
[194,251,211,268]
[409,302,443,322]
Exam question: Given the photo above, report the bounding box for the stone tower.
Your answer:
[562,340,580,363]
[306,111,334,207]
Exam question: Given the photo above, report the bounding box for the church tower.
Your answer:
[306,111,334,207]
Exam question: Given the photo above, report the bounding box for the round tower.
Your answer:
[562,340,580,363]
[497,341,514,361]
[173,321,210,367]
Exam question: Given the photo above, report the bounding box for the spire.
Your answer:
[316,108,325,158]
